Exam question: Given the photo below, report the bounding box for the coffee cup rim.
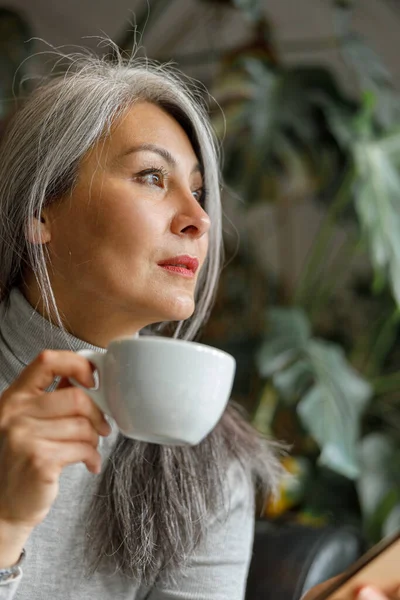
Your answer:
[109,335,235,363]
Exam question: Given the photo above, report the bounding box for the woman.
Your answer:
[0,48,394,600]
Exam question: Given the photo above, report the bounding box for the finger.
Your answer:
[356,586,391,600]
[44,439,102,474]
[15,415,101,448]
[10,350,95,394]
[23,387,110,436]
[56,362,96,390]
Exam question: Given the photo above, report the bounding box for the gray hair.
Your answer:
[0,45,283,585]
[0,46,222,340]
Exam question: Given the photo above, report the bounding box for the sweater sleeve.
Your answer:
[147,461,255,600]
[0,568,23,600]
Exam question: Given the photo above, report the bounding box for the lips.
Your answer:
[158,255,199,274]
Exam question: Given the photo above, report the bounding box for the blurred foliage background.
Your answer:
[201,0,400,544]
[2,0,400,547]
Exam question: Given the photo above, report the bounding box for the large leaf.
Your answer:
[256,308,311,377]
[212,61,352,204]
[383,504,400,538]
[358,433,397,516]
[322,95,400,306]
[273,359,313,404]
[357,432,400,539]
[337,33,400,129]
[256,308,372,478]
[298,341,372,478]
[353,135,400,303]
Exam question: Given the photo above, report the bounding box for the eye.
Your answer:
[192,186,207,207]
[134,167,168,188]
[145,173,162,185]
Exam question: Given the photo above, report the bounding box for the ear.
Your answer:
[26,214,52,245]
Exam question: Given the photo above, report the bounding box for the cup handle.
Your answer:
[69,349,110,417]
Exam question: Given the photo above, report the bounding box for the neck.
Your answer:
[21,275,142,348]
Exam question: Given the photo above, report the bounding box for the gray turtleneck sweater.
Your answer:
[0,289,254,600]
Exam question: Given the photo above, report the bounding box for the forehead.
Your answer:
[107,101,198,163]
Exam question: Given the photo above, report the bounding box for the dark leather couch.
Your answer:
[246,520,365,600]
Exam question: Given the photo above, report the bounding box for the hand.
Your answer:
[0,350,112,532]
[304,576,400,599]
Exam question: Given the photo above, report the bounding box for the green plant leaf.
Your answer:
[266,307,312,341]
[273,360,313,404]
[366,489,400,543]
[321,95,400,306]
[256,308,311,377]
[338,34,400,129]
[320,98,358,149]
[252,383,278,435]
[239,58,278,148]
[357,433,400,539]
[212,61,353,204]
[383,503,400,537]
[353,134,400,305]
[298,340,372,478]
[255,308,372,479]
[357,433,397,519]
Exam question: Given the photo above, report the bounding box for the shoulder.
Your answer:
[226,459,254,508]
[210,459,255,531]
[196,459,255,577]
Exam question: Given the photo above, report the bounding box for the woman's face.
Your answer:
[38,101,211,343]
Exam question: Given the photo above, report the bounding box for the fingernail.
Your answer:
[356,586,387,600]
[100,420,112,436]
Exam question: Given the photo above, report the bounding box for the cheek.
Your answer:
[92,201,162,261]
[52,185,167,274]
[92,181,164,237]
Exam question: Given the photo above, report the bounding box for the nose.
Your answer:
[170,188,211,239]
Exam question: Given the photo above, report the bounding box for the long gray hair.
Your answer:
[0,45,283,585]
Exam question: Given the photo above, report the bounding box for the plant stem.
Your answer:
[364,308,400,378]
[294,165,354,307]
[308,234,360,318]
[351,311,388,372]
[276,190,295,303]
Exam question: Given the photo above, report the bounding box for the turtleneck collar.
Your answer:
[0,288,106,368]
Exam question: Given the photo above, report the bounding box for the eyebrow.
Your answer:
[119,143,203,176]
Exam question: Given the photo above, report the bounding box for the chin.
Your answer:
[158,295,196,323]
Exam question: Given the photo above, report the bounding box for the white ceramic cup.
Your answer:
[70,336,236,446]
